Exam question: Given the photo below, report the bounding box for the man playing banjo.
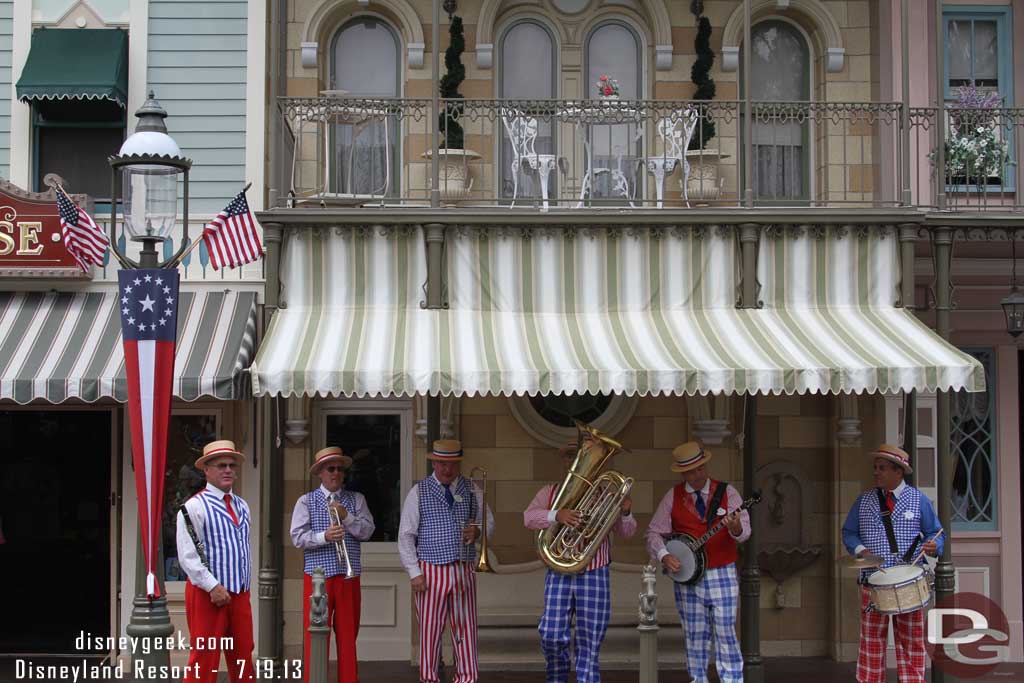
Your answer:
[841,444,942,683]
[645,442,749,683]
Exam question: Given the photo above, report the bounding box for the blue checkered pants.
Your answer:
[673,564,743,683]
[537,565,611,683]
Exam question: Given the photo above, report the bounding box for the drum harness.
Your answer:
[862,488,925,611]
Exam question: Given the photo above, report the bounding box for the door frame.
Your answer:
[0,403,118,657]
[313,397,414,660]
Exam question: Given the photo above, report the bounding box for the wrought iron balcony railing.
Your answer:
[275,96,1024,212]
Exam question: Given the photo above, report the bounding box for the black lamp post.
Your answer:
[112,92,191,676]
[108,91,193,269]
[1001,236,1024,337]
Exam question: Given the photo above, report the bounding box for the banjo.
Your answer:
[664,491,762,585]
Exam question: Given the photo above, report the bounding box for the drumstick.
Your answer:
[911,529,944,566]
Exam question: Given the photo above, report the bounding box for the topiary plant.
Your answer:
[439,15,466,149]
[689,4,717,150]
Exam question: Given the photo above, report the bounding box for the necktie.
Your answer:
[694,491,706,520]
[444,484,455,509]
[887,491,896,514]
[223,494,240,526]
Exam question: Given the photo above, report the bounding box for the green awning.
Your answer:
[16,28,128,106]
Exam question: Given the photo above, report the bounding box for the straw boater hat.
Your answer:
[671,442,713,473]
[309,446,353,475]
[428,439,464,461]
[195,439,245,468]
[871,443,913,474]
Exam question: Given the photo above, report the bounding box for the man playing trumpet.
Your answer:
[290,446,376,683]
[524,436,636,683]
[398,439,494,683]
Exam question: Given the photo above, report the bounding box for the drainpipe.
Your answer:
[425,222,445,448]
[900,0,912,206]
[431,0,441,209]
[934,0,946,210]
[738,223,762,683]
[743,0,754,208]
[932,226,955,683]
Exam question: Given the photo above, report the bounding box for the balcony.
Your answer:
[274,95,1024,215]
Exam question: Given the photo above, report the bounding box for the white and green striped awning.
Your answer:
[0,290,257,404]
[250,227,983,398]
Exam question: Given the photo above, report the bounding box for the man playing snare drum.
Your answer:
[841,444,943,683]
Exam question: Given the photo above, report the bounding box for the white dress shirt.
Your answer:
[289,484,376,548]
[175,483,238,592]
[397,473,495,579]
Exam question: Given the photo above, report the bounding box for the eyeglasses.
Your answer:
[324,466,346,473]
[213,462,237,470]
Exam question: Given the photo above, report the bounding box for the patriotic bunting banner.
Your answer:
[118,268,180,598]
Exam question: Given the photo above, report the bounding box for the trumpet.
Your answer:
[467,466,493,574]
[328,502,356,580]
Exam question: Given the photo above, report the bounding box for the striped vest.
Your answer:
[416,476,477,565]
[303,489,363,578]
[857,486,924,578]
[546,484,611,572]
[197,489,251,593]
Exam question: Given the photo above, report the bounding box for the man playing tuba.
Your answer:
[290,446,376,683]
[524,433,635,683]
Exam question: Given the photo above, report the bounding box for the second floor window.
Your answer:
[329,17,400,197]
[498,19,557,202]
[746,20,810,203]
[943,8,1014,190]
[34,98,125,202]
[584,21,642,203]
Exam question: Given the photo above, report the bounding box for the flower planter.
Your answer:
[422,148,481,204]
[685,149,728,204]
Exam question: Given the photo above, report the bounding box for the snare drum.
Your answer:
[867,564,931,615]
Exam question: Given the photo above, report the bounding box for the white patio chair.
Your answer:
[645,108,699,208]
[501,109,559,210]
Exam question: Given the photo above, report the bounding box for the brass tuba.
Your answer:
[537,420,634,574]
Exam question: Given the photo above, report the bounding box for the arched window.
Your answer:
[745,19,811,202]
[583,21,642,203]
[497,19,557,201]
[329,17,400,196]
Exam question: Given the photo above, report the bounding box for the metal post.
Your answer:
[932,226,955,683]
[257,221,284,670]
[637,565,660,683]
[738,222,762,683]
[424,220,444,458]
[307,568,329,683]
[430,0,441,208]
[899,223,918,478]
[743,0,754,207]
[900,0,913,205]
[126,529,173,678]
[934,0,947,210]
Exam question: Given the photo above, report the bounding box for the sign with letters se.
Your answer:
[0,178,95,278]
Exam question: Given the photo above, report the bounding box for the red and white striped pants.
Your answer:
[414,561,478,683]
[857,585,926,683]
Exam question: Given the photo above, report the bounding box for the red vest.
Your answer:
[670,480,738,569]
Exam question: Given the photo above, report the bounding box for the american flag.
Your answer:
[57,187,108,272]
[118,268,180,598]
[202,191,263,270]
